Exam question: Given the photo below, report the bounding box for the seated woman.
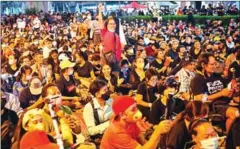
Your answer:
[129,57,145,90]
[136,68,161,122]
[13,65,32,97]
[46,49,61,81]
[97,64,118,93]
[74,50,96,88]
[118,59,132,95]
[150,48,171,77]
[166,101,209,149]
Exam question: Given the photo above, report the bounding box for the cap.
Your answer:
[20,130,59,149]
[22,108,44,131]
[59,59,76,69]
[112,96,135,115]
[29,77,42,95]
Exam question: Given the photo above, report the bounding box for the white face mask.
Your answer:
[68,68,74,76]
[127,49,134,55]
[34,123,45,131]
[200,137,219,149]
[108,29,115,33]
[26,75,32,81]
[48,94,62,106]
[81,48,87,52]
[9,59,15,65]
[52,41,57,46]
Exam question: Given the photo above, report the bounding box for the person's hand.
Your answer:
[136,117,153,132]
[221,88,231,97]
[65,115,81,134]
[117,77,125,86]
[155,120,172,135]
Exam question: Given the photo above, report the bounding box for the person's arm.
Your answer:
[136,94,151,108]
[98,3,104,29]
[194,88,230,101]
[83,103,109,136]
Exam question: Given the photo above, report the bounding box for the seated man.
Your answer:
[83,79,113,146]
[190,53,239,132]
[100,96,172,149]
[189,119,222,149]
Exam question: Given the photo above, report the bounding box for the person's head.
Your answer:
[134,57,145,69]
[171,40,179,50]
[156,49,165,60]
[196,52,216,74]
[20,65,33,81]
[49,49,58,60]
[34,51,43,64]
[59,59,76,76]
[226,35,233,43]
[101,64,111,76]
[89,79,109,100]
[113,96,142,123]
[213,42,220,50]
[22,108,45,132]
[105,18,116,32]
[177,45,186,58]
[42,83,62,106]
[91,53,101,66]
[189,119,218,149]
[120,59,129,72]
[74,50,87,63]
[8,54,18,66]
[145,68,158,87]
[182,58,195,72]
[20,55,31,67]
[193,40,201,49]
[184,101,209,122]
[20,130,59,149]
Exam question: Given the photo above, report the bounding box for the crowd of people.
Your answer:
[1,3,240,149]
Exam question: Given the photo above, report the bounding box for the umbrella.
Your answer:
[121,1,147,9]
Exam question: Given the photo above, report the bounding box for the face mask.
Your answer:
[34,123,45,131]
[9,59,15,65]
[108,29,115,33]
[200,137,219,149]
[68,68,74,76]
[81,48,87,52]
[101,91,111,101]
[26,75,32,81]
[132,110,142,121]
[136,63,144,69]
[121,67,129,72]
[87,15,91,20]
[127,49,134,55]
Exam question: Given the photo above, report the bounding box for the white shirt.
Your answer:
[83,98,113,136]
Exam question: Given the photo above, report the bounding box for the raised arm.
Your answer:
[98,3,104,29]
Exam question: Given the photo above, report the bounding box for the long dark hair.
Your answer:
[171,100,209,126]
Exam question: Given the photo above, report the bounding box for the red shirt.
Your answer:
[101,28,122,61]
[145,46,155,57]
[100,120,141,149]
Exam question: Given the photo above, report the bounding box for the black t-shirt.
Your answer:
[129,69,144,90]
[166,119,191,149]
[75,61,94,78]
[190,72,230,105]
[137,82,159,103]
[19,87,41,109]
[56,74,78,97]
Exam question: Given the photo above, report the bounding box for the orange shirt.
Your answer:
[100,120,141,149]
